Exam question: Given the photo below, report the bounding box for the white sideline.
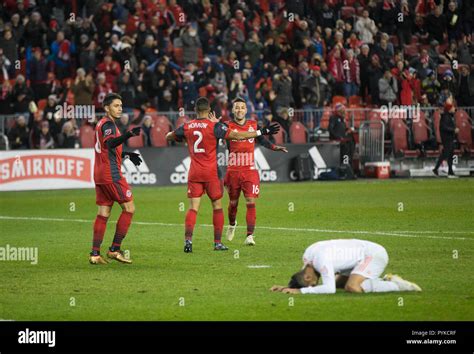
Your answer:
[0,215,472,241]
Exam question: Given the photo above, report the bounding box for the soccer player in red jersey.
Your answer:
[89,93,143,265]
[224,98,288,246]
[166,97,280,253]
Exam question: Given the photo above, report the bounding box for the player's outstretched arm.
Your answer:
[226,123,281,141]
[256,136,288,153]
[106,127,141,149]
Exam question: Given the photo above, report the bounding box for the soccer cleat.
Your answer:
[226,222,237,241]
[447,174,459,179]
[244,235,256,246]
[432,169,439,177]
[89,255,108,265]
[383,274,422,292]
[214,242,229,251]
[184,240,193,253]
[107,250,132,264]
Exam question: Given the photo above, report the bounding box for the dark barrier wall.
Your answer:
[121,143,341,186]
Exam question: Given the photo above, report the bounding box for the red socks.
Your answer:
[111,211,134,251]
[185,209,197,241]
[246,203,256,236]
[228,202,238,226]
[213,209,224,243]
[92,215,108,255]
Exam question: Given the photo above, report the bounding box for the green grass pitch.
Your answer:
[0,179,473,321]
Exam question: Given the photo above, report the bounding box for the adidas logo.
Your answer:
[121,150,157,185]
[170,156,191,184]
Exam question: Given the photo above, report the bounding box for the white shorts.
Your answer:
[350,244,389,279]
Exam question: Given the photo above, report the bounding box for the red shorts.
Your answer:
[224,170,260,200]
[95,179,133,206]
[187,179,223,200]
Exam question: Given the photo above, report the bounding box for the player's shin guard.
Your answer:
[110,211,133,251]
[361,278,400,292]
[185,209,197,241]
[228,201,238,226]
[213,209,224,243]
[246,203,256,236]
[92,215,108,255]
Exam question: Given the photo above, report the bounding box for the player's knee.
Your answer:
[345,283,363,293]
[123,203,135,214]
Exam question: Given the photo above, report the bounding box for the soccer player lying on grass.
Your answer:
[89,93,143,265]
[224,97,287,246]
[270,239,422,294]
[166,97,280,253]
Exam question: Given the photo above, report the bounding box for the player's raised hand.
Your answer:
[123,152,142,166]
[128,126,141,137]
[259,123,280,136]
[274,145,288,153]
[208,111,221,123]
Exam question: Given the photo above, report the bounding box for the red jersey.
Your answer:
[226,120,276,171]
[94,117,124,184]
[174,118,230,182]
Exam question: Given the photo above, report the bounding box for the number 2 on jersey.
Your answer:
[193,131,205,153]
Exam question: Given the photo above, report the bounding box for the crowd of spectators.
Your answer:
[0,0,473,149]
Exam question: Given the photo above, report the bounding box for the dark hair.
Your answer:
[195,97,210,113]
[232,97,246,106]
[288,269,307,289]
[103,93,122,107]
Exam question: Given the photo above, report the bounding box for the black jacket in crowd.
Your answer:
[328,114,348,140]
[439,112,456,143]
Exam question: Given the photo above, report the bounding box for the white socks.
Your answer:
[361,278,400,293]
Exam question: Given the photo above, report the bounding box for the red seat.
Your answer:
[391,120,419,157]
[289,121,308,144]
[332,95,347,106]
[152,115,172,130]
[412,111,439,156]
[79,124,95,148]
[150,115,172,147]
[344,0,357,5]
[150,124,169,147]
[126,124,144,148]
[455,110,474,156]
[341,6,355,19]
[404,44,419,58]
[272,123,286,145]
[349,95,362,106]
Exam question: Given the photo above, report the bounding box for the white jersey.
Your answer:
[300,239,387,294]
